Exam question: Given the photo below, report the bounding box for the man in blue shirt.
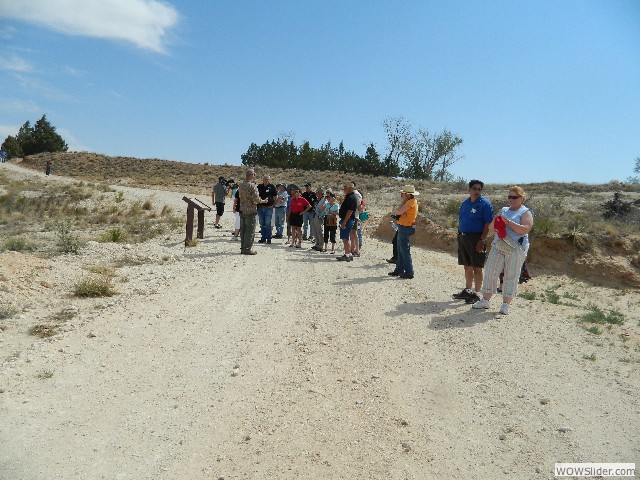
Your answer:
[453,180,494,303]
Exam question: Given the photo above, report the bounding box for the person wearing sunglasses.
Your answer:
[452,179,494,303]
[472,186,533,315]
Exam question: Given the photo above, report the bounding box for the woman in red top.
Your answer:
[288,188,311,248]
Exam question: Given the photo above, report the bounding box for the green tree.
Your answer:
[31,114,68,154]
[0,135,23,158]
[1,115,68,157]
[382,116,463,180]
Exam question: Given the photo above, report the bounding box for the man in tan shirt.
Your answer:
[237,168,267,255]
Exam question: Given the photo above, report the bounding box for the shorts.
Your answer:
[339,218,355,240]
[289,212,303,227]
[457,232,486,268]
[215,202,225,217]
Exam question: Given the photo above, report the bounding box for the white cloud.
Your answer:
[56,127,91,152]
[0,54,33,72]
[0,124,19,139]
[0,0,179,53]
[0,99,41,115]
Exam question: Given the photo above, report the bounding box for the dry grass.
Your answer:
[0,171,183,252]
[28,324,60,338]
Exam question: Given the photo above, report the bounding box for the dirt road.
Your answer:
[0,162,638,479]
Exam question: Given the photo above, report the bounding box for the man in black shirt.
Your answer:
[257,175,277,243]
[301,182,317,241]
[336,183,357,262]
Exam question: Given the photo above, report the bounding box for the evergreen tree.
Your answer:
[1,115,68,157]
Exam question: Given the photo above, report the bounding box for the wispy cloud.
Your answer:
[0,124,20,139]
[0,99,41,116]
[0,0,179,53]
[13,74,75,102]
[0,54,33,72]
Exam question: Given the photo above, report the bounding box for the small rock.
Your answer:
[535,465,542,473]
[401,442,412,452]
[540,398,550,405]
[499,434,507,440]
[231,368,240,377]
[557,427,572,433]
[87,332,97,338]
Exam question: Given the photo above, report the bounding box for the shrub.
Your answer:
[73,275,116,297]
[2,236,33,252]
[102,228,125,243]
[580,305,625,325]
[602,192,632,219]
[28,324,60,338]
[0,306,17,320]
[56,220,80,254]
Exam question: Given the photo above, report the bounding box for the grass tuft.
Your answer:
[73,275,116,298]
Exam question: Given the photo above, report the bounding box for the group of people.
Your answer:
[212,170,533,315]
[211,169,366,260]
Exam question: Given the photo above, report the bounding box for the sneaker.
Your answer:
[303,235,308,241]
[352,252,360,257]
[388,271,400,276]
[330,251,335,254]
[241,250,257,255]
[258,239,266,244]
[452,288,474,300]
[386,257,397,264]
[472,298,490,309]
[399,273,414,279]
[464,292,482,304]
[499,303,510,315]
[266,239,271,244]
[273,234,283,239]
[337,255,352,262]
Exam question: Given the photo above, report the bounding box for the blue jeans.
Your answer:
[303,211,313,237]
[274,206,286,236]
[258,207,273,240]
[394,225,416,276]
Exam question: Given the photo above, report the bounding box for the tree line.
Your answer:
[1,115,68,158]
[242,117,464,181]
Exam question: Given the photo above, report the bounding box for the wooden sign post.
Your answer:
[182,197,212,246]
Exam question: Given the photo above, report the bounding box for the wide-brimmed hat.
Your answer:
[400,185,420,196]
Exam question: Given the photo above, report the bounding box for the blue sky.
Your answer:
[0,0,638,184]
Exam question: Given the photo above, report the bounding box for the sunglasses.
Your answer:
[470,187,482,191]
[507,195,521,200]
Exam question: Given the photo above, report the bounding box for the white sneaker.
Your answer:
[499,303,510,315]
[472,298,490,309]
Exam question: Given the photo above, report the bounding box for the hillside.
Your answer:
[15,152,640,288]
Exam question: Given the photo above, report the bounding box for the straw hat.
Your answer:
[400,185,420,196]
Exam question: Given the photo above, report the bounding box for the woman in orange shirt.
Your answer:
[388,185,419,279]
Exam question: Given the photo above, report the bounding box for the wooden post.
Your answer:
[182,197,212,246]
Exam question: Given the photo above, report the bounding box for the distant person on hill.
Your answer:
[0,149,6,163]
[472,186,533,315]
[45,160,52,176]
[237,168,267,255]
[452,180,494,304]
[212,176,229,229]
[387,185,419,278]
